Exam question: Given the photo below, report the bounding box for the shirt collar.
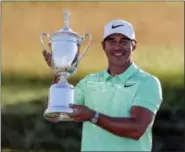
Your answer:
[103,62,139,82]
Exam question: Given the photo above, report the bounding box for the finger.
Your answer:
[67,111,79,117]
[46,117,57,123]
[46,55,51,62]
[48,59,52,67]
[43,53,50,62]
[45,53,52,63]
[49,119,57,123]
[69,104,81,109]
[71,116,85,123]
[48,55,52,62]
[47,53,52,62]
[48,42,51,49]
[42,50,47,57]
[48,52,52,57]
[47,113,60,123]
[69,108,80,115]
[45,52,50,58]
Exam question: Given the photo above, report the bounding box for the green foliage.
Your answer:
[2,71,184,109]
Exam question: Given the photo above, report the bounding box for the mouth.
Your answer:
[110,52,124,57]
[114,52,124,56]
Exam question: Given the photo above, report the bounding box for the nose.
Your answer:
[114,43,122,50]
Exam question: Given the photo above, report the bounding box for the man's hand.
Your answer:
[45,114,60,123]
[43,50,52,68]
[67,104,95,122]
[42,43,52,68]
[42,43,61,83]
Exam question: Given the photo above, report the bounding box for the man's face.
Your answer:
[102,33,135,66]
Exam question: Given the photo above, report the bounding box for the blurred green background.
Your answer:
[2,2,184,152]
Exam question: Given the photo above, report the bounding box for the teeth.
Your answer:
[114,52,123,56]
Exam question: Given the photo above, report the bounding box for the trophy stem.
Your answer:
[58,74,68,84]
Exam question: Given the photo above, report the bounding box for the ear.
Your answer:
[132,40,137,51]
[101,41,105,50]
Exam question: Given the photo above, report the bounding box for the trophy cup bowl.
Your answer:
[40,10,92,122]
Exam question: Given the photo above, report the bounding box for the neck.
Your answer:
[108,61,132,75]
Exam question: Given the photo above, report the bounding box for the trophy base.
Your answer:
[44,106,74,122]
[44,82,75,122]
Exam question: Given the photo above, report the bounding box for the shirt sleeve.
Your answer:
[131,76,163,115]
[74,76,87,105]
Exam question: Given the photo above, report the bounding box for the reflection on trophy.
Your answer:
[40,10,92,122]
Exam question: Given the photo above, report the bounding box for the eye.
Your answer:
[120,38,130,44]
[106,38,116,44]
[120,40,128,44]
[109,40,116,43]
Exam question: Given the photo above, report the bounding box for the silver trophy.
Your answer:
[40,10,92,122]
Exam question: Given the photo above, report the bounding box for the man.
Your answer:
[43,19,163,151]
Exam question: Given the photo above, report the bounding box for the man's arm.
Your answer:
[93,106,154,140]
[68,104,154,140]
[68,76,163,140]
[92,76,162,139]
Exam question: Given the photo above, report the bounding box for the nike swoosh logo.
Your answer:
[124,82,136,87]
[112,24,124,29]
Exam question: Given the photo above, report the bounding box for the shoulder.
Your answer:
[134,68,162,90]
[135,68,161,83]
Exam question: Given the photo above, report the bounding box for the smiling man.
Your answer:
[43,19,163,151]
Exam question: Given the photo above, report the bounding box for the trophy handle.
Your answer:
[40,33,51,52]
[77,33,92,61]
